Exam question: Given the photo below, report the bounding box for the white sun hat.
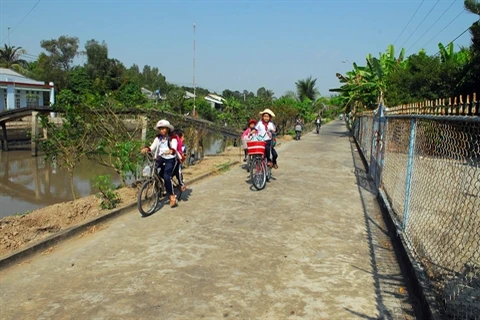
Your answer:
[155,119,174,131]
[259,108,275,118]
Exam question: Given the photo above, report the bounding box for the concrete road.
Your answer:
[0,121,416,320]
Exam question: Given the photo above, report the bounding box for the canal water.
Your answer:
[0,133,231,218]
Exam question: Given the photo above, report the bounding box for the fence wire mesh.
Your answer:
[354,116,374,166]
[382,118,411,223]
[353,113,480,320]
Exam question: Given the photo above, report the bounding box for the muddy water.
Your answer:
[0,149,122,219]
[0,133,231,218]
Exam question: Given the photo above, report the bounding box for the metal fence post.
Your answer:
[402,118,416,230]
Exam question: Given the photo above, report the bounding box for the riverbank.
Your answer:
[0,146,244,257]
[0,136,293,257]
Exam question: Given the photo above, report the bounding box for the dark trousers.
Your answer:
[156,158,177,196]
[265,140,278,165]
[173,162,184,186]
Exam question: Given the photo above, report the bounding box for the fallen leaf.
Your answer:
[41,246,55,255]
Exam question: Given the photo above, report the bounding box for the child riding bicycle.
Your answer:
[171,129,187,192]
[255,108,278,169]
[141,119,179,208]
[241,119,257,162]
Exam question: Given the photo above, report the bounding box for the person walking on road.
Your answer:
[315,116,321,134]
[294,118,304,140]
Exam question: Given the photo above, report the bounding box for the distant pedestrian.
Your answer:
[315,116,321,133]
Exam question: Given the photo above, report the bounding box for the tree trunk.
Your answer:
[69,171,76,200]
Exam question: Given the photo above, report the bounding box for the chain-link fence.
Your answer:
[352,97,480,319]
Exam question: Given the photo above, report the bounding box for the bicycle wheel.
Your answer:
[250,156,266,190]
[137,178,162,216]
[266,164,272,181]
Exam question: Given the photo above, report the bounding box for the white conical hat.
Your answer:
[155,119,174,130]
[259,108,275,117]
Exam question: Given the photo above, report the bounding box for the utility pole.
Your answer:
[193,22,196,117]
[8,27,11,46]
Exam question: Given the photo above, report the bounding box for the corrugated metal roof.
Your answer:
[0,68,46,86]
[205,96,224,105]
[207,94,225,101]
[185,91,196,99]
[205,94,225,105]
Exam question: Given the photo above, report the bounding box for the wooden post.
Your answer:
[31,111,39,156]
[140,116,148,144]
[471,92,480,116]
[1,122,7,151]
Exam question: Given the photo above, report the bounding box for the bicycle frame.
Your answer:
[142,153,165,188]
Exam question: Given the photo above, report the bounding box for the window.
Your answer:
[27,93,39,107]
[15,94,20,109]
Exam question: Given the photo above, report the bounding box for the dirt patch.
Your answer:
[0,147,245,258]
[0,188,138,257]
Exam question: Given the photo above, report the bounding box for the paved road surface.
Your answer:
[0,121,417,319]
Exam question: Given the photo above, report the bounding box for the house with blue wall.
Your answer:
[0,68,54,112]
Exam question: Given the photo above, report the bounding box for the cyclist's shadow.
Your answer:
[143,188,193,217]
[245,174,276,191]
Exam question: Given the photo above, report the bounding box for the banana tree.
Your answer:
[330,44,407,111]
[438,42,470,64]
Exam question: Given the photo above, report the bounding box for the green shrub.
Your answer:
[93,175,120,210]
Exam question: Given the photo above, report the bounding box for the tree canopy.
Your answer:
[331,1,480,112]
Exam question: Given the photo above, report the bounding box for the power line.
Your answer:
[20,53,40,61]
[393,0,425,46]
[401,0,440,49]
[22,53,39,58]
[433,19,479,56]
[1,0,41,45]
[422,9,465,48]
[406,0,456,53]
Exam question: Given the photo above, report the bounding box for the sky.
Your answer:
[0,0,478,97]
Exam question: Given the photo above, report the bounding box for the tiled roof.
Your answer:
[0,68,46,86]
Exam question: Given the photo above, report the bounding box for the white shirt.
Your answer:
[149,136,178,160]
[255,121,276,141]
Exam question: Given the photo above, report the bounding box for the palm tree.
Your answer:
[257,87,275,102]
[264,89,275,102]
[0,44,28,69]
[295,76,319,101]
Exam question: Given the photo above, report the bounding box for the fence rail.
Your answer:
[352,94,479,320]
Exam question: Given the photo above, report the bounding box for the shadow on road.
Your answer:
[326,130,352,138]
[347,134,421,320]
[140,189,194,218]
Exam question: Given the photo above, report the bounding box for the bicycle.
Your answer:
[247,140,272,190]
[137,152,183,216]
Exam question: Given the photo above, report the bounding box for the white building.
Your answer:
[0,68,54,112]
[205,93,226,110]
[141,87,196,101]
